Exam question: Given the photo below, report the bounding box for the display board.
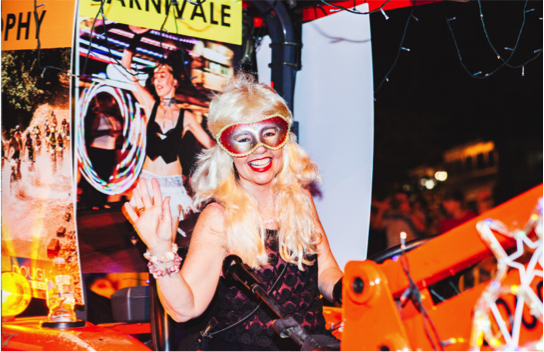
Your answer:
[74,1,241,273]
[1,1,84,304]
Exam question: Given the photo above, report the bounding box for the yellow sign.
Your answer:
[79,0,242,45]
[1,0,76,51]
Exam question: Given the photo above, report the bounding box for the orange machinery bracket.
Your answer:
[341,184,543,351]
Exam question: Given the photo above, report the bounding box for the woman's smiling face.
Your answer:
[233,145,284,187]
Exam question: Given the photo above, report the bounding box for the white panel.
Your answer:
[256,35,272,86]
[294,4,374,270]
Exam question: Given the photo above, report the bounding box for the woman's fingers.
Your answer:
[151,178,163,205]
[123,202,138,225]
[161,196,172,224]
[160,197,176,242]
[131,187,145,211]
[139,179,153,208]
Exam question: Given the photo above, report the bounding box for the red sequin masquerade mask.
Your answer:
[216,115,290,157]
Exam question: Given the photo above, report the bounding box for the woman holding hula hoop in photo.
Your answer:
[121,26,215,236]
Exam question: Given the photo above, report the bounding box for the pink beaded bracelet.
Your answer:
[147,254,182,279]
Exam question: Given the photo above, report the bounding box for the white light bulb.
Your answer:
[435,171,448,181]
[425,179,436,189]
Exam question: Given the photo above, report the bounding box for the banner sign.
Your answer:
[79,0,242,45]
[1,0,76,51]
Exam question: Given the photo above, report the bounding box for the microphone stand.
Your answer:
[251,284,312,346]
[222,255,340,351]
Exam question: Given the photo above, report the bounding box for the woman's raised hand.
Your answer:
[123,179,174,252]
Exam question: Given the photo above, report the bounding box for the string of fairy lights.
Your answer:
[445,0,542,79]
[316,0,542,95]
[33,0,542,92]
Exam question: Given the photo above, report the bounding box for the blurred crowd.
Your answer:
[367,188,495,258]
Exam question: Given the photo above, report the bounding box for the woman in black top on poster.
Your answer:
[121,25,215,236]
[84,93,123,209]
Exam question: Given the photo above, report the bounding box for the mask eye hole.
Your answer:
[262,127,279,138]
[233,132,253,144]
[261,127,281,145]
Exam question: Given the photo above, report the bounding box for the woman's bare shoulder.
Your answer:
[193,203,227,243]
[200,202,225,220]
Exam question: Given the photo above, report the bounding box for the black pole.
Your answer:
[149,276,171,351]
[249,0,298,114]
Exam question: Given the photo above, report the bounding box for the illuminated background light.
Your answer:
[435,171,448,181]
[425,179,436,189]
[490,338,500,347]
[2,272,32,318]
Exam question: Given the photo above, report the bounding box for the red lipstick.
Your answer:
[248,157,272,173]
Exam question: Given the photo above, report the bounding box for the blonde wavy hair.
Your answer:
[191,73,322,270]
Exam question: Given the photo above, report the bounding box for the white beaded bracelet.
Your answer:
[143,243,179,265]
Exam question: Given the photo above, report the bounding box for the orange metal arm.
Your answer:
[340,184,543,351]
[382,185,542,298]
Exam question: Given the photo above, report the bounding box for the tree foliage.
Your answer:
[2,48,71,131]
[1,50,40,112]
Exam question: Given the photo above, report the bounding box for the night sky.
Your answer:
[368,0,543,201]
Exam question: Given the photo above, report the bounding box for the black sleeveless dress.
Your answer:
[200,230,329,351]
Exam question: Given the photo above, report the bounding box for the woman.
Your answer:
[57,128,65,159]
[44,120,51,152]
[84,92,123,209]
[124,73,343,350]
[33,125,42,153]
[121,26,214,233]
[10,130,22,176]
[24,131,34,163]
